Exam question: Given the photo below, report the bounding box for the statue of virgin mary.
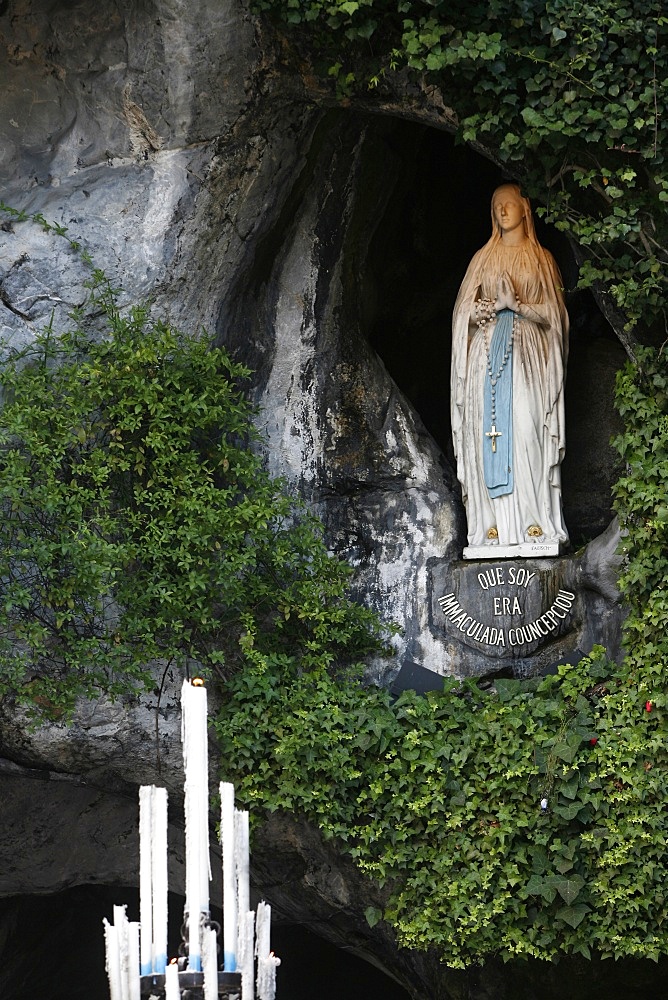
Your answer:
[450,184,569,556]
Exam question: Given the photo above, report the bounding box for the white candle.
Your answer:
[182,679,211,972]
[257,954,281,1000]
[151,787,168,973]
[235,810,252,995]
[165,962,181,1000]
[202,926,219,1000]
[139,785,169,974]
[239,910,255,1000]
[220,781,237,971]
[103,919,123,1000]
[126,921,141,1000]
[255,900,271,959]
[235,810,250,939]
[113,905,130,1000]
[138,787,153,976]
[255,901,280,1000]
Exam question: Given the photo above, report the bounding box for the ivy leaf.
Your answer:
[553,874,586,905]
[553,801,582,820]
[551,735,581,763]
[556,903,590,928]
[495,678,522,702]
[559,773,580,800]
[365,906,383,928]
[521,107,544,128]
[529,845,548,874]
[554,857,574,874]
[526,874,557,903]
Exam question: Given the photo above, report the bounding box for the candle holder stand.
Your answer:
[139,970,241,999]
[104,681,278,1000]
[138,913,243,1000]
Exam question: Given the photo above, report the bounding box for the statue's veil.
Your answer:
[452,183,567,339]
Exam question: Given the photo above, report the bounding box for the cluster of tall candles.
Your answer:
[103,679,280,999]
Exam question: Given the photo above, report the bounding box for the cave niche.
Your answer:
[356,118,626,547]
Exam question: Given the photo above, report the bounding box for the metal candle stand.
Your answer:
[139,913,242,999]
[139,972,241,999]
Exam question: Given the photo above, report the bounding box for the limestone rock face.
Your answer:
[0,1,631,998]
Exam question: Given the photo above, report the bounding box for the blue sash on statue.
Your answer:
[483,308,514,498]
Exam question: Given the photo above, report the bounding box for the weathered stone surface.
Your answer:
[577,516,625,662]
[0,757,176,895]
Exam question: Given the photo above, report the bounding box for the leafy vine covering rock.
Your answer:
[215,646,668,966]
[258,0,667,347]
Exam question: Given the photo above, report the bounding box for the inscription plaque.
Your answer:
[434,560,578,658]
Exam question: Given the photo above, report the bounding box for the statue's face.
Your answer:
[492,188,525,234]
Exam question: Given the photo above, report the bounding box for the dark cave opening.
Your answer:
[0,886,410,1000]
[359,119,626,546]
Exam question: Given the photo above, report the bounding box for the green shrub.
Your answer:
[0,226,389,717]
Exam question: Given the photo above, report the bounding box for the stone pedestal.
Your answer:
[430,555,581,676]
[463,541,560,560]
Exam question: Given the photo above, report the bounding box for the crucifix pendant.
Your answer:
[486,424,502,452]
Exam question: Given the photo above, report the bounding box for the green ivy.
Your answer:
[214,646,668,966]
[255,0,667,339]
[0,213,391,717]
[613,347,668,676]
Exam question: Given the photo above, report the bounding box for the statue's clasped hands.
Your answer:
[494,271,520,313]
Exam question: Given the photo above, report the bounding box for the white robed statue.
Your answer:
[451,183,569,557]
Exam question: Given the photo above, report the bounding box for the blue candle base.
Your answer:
[139,969,242,997]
